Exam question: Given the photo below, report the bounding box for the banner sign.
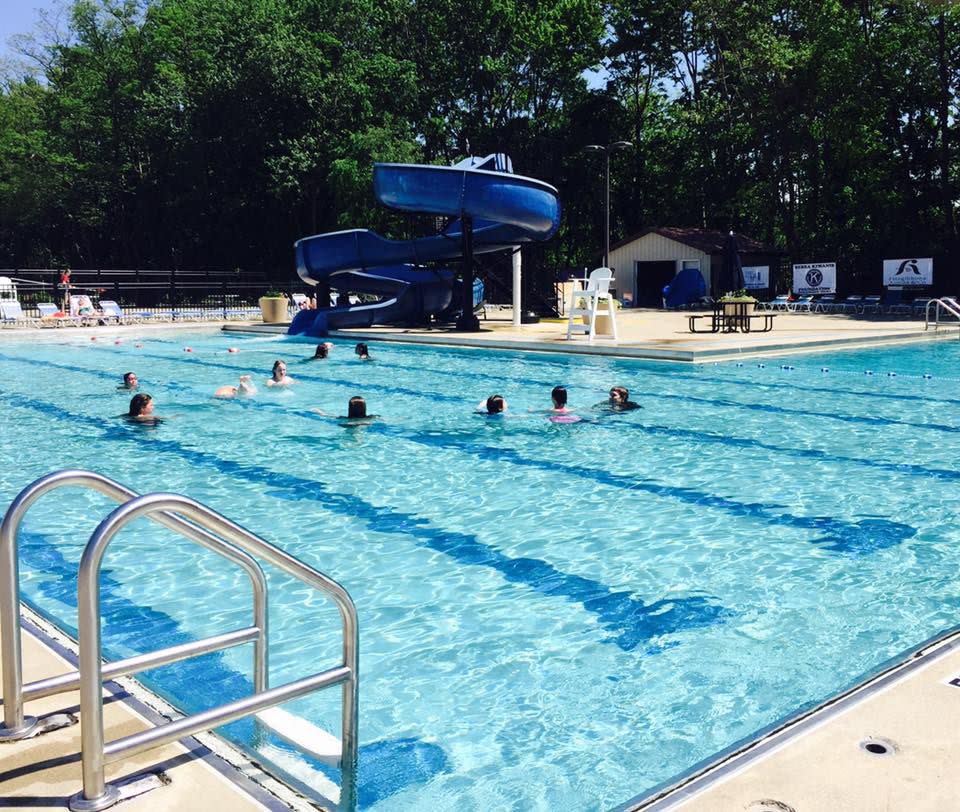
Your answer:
[793,263,836,294]
[883,257,932,287]
[742,266,769,290]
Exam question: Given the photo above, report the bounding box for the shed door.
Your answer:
[634,261,676,307]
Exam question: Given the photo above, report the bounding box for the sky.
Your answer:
[1,0,60,60]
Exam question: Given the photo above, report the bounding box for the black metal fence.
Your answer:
[0,268,302,318]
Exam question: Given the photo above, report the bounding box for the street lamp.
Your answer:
[584,141,633,269]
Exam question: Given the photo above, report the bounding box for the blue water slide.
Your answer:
[290,154,560,336]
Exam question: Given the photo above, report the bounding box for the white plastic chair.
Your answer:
[565,267,619,343]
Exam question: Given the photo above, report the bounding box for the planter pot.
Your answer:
[723,301,756,317]
[582,311,614,334]
[259,297,288,323]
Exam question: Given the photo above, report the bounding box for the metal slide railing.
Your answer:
[0,470,358,811]
[924,297,960,333]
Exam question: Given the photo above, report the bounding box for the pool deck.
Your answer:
[625,628,960,812]
[224,308,959,362]
[0,609,318,811]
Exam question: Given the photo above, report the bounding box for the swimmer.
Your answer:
[546,386,581,423]
[126,392,162,423]
[354,342,371,360]
[118,371,138,390]
[266,360,295,387]
[214,375,257,399]
[476,394,507,415]
[310,342,333,360]
[606,386,641,411]
[343,396,377,420]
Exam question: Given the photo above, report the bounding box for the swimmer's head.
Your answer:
[347,396,367,418]
[486,394,506,414]
[123,372,138,389]
[271,360,287,380]
[354,343,369,358]
[313,344,329,359]
[551,386,567,408]
[129,393,153,417]
[609,386,629,405]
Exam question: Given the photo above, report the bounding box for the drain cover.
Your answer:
[859,736,897,756]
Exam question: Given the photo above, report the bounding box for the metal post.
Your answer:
[511,247,522,327]
[604,152,611,269]
[456,215,480,331]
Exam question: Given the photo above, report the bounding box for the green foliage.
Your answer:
[0,0,959,290]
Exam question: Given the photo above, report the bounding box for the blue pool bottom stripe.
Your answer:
[0,386,730,652]
[18,530,448,809]
[0,351,920,556]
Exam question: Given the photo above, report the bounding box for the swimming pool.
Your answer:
[1,330,958,810]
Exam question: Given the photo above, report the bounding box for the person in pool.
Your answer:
[127,392,162,423]
[214,375,257,399]
[267,360,295,387]
[118,371,138,391]
[476,394,507,415]
[607,386,641,411]
[354,342,371,360]
[310,343,333,360]
[546,386,581,423]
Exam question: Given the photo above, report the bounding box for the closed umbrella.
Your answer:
[720,231,745,294]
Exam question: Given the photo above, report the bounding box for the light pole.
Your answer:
[584,141,633,269]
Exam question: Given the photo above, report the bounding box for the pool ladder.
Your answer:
[924,297,960,334]
[0,469,359,811]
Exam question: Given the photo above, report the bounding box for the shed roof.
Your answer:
[610,227,782,255]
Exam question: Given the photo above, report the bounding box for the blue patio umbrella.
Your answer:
[719,231,745,294]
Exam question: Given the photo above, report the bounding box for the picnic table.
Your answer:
[688,302,776,333]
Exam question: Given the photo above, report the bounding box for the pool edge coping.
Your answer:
[221,323,959,362]
[611,624,960,811]
[15,602,329,812]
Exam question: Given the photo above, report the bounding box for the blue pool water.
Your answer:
[2,330,959,810]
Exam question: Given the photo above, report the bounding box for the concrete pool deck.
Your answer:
[224,308,959,362]
[0,609,317,811]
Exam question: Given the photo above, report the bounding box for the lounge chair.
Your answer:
[0,300,40,327]
[758,295,789,312]
[912,297,931,318]
[98,300,137,325]
[881,290,911,316]
[859,295,882,314]
[834,295,862,314]
[787,295,815,312]
[70,294,105,326]
[813,294,836,312]
[37,302,84,327]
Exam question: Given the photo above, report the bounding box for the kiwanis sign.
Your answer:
[883,258,932,287]
[793,263,836,294]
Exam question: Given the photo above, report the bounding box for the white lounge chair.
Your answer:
[0,300,40,327]
[37,302,84,327]
[98,300,137,324]
[565,267,619,343]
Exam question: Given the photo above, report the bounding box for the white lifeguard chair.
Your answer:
[565,267,619,343]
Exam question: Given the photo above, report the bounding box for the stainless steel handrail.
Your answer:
[72,493,359,812]
[0,470,268,740]
[924,297,960,331]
